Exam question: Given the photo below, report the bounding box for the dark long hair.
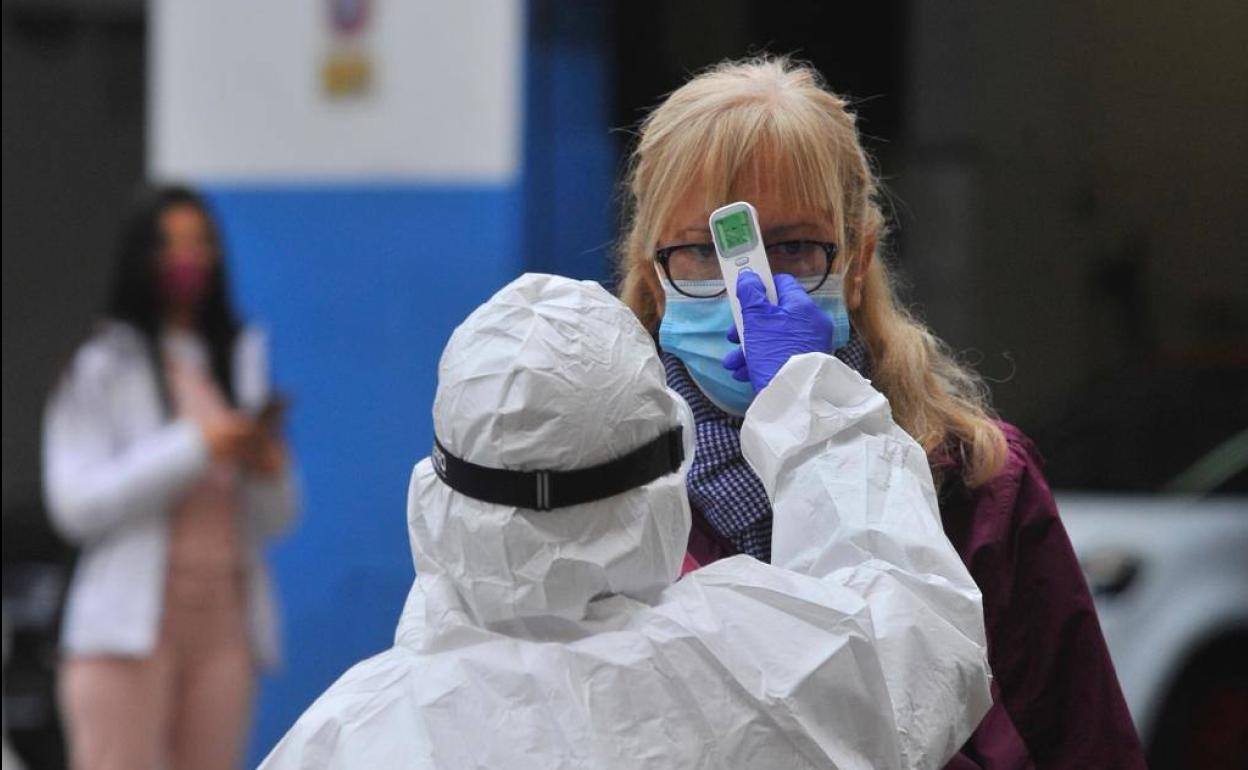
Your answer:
[105,185,242,412]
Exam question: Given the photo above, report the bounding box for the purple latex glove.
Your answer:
[721,272,834,393]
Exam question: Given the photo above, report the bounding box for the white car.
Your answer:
[1058,429,1248,769]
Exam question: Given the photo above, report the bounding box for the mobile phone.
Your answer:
[254,394,289,430]
[709,201,778,352]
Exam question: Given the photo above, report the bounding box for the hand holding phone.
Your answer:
[244,394,289,476]
[254,394,289,434]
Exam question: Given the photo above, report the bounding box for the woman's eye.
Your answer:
[678,244,716,262]
[774,241,808,257]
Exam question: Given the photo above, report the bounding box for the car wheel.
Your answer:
[1147,633,1248,770]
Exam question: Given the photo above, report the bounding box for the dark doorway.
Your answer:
[611,1,907,166]
[3,4,146,767]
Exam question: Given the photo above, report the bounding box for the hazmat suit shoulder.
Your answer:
[260,274,990,770]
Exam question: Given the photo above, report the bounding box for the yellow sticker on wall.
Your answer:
[322,52,372,97]
[321,0,374,99]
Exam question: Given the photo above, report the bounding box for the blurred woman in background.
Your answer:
[43,186,298,770]
[616,57,1145,768]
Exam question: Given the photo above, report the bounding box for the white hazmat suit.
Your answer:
[261,274,991,769]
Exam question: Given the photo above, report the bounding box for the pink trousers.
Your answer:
[59,572,254,770]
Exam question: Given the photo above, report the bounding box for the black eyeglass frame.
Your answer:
[655,240,839,298]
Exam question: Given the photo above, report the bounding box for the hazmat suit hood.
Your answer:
[407,274,694,637]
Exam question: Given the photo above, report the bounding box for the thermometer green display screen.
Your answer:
[714,210,755,252]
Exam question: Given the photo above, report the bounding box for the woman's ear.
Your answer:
[846,233,876,311]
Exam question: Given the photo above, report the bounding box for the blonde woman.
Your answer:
[617,57,1145,769]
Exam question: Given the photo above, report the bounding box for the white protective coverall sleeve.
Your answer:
[744,351,991,765]
[646,352,990,769]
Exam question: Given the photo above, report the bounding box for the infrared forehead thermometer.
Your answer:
[709,201,778,351]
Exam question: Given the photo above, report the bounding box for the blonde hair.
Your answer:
[617,56,1007,488]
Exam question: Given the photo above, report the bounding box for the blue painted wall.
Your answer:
[524,1,618,283]
[205,186,525,762]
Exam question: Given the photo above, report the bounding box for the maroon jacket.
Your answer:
[686,422,1146,768]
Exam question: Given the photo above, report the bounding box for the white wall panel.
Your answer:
[150,0,522,183]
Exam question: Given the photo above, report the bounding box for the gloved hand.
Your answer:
[722,272,834,393]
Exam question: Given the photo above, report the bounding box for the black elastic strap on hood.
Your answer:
[431,426,684,511]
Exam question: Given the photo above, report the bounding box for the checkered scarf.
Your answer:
[661,335,873,562]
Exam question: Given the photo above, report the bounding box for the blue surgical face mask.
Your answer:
[658,274,852,417]
[659,281,756,416]
[811,275,852,352]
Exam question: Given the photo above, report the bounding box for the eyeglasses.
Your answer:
[655,240,839,298]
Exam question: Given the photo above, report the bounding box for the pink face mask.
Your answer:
[160,259,212,308]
